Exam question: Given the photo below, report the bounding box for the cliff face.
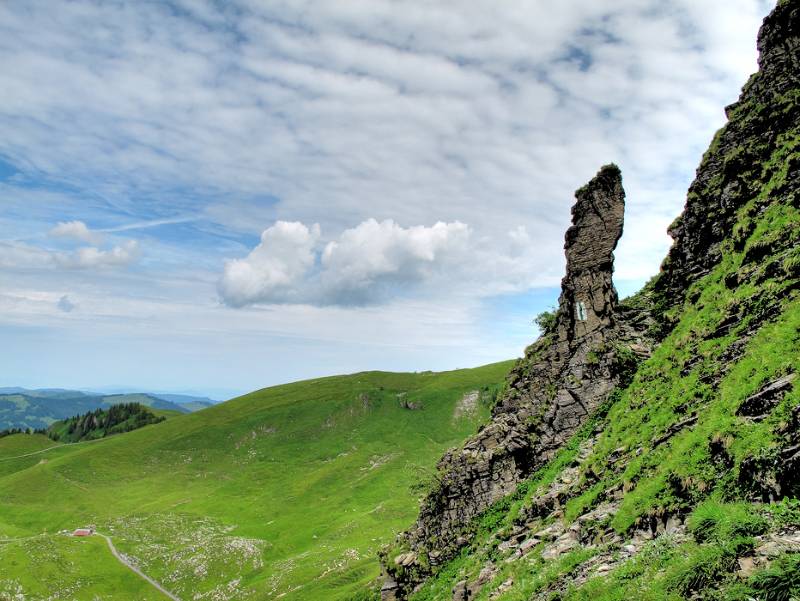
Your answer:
[381,1,800,599]
[656,0,799,310]
[382,165,652,598]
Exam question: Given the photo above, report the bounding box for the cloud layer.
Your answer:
[0,0,773,395]
[219,218,544,307]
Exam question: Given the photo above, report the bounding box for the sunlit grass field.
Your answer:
[0,362,512,600]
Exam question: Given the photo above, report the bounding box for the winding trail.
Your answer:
[96,533,181,601]
[0,437,107,462]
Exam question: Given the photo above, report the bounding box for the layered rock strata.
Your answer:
[656,0,799,308]
[382,165,652,598]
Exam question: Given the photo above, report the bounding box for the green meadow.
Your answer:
[0,363,512,600]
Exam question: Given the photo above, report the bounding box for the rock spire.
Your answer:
[381,164,649,599]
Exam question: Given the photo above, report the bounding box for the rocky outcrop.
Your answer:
[557,165,626,344]
[655,0,800,314]
[382,165,652,597]
[380,3,800,598]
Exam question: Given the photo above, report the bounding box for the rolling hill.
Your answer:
[0,362,512,600]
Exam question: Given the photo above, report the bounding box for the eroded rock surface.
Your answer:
[379,3,800,598]
[382,165,652,597]
[656,0,800,309]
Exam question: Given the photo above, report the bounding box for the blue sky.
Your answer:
[0,0,772,399]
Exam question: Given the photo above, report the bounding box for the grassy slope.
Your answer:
[0,432,58,456]
[410,254,800,601]
[405,63,800,601]
[0,535,168,600]
[0,362,512,600]
[0,434,63,481]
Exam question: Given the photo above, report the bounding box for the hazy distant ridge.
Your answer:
[0,388,216,430]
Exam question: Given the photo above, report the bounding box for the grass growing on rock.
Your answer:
[404,88,800,599]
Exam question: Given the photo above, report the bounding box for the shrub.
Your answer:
[534,309,557,335]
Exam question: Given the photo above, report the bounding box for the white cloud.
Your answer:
[219,218,550,307]
[55,240,140,269]
[218,221,320,307]
[319,219,471,305]
[50,220,104,245]
[0,239,140,270]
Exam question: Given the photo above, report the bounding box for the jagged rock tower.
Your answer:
[558,165,625,345]
[382,165,651,598]
[380,3,800,597]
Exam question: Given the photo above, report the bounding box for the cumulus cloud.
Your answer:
[50,220,104,245]
[219,221,320,307]
[219,218,544,307]
[319,219,471,304]
[55,240,140,269]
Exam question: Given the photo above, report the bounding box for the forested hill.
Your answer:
[43,402,166,443]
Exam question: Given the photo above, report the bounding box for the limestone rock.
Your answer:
[451,580,468,601]
[737,373,796,417]
[381,575,400,601]
[382,165,652,597]
[557,164,625,345]
[380,2,800,598]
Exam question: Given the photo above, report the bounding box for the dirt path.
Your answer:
[96,533,181,601]
[0,437,107,462]
[0,533,48,544]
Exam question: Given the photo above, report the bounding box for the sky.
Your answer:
[0,0,773,399]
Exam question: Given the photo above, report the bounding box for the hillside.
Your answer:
[1,4,797,601]
[0,363,512,600]
[381,2,800,600]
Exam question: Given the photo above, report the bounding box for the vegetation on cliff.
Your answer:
[379,1,800,599]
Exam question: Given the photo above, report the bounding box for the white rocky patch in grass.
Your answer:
[316,547,363,579]
[104,514,266,601]
[0,538,87,601]
[266,552,312,597]
[233,425,277,450]
[360,453,399,472]
[453,390,480,421]
[0,580,25,601]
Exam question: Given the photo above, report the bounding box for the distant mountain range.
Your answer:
[0,387,217,430]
